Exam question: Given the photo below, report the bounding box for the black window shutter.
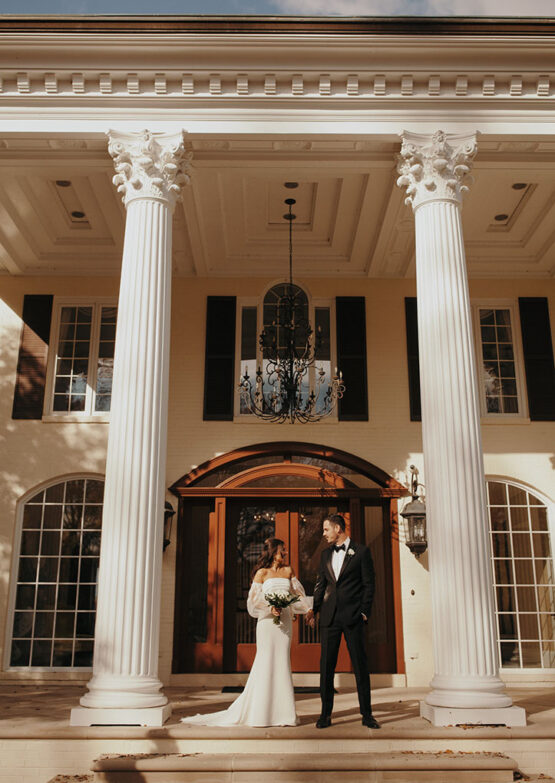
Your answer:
[12,294,53,420]
[336,297,368,421]
[405,297,421,421]
[203,296,236,421]
[518,297,555,421]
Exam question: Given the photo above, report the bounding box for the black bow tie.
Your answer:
[333,544,346,552]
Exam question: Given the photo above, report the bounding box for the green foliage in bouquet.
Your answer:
[265,592,301,625]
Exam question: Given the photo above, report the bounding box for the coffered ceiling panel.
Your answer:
[0,135,553,278]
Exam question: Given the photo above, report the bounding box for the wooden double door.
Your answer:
[224,500,352,672]
[173,496,400,674]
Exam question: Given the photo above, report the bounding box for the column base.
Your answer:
[70,704,172,727]
[420,701,526,727]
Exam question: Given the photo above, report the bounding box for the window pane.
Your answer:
[500,641,520,667]
[479,308,520,415]
[512,533,532,559]
[36,585,56,610]
[59,558,79,582]
[520,641,542,667]
[493,559,514,585]
[40,531,60,556]
[52,640,73,667]
[533,534,551,559]
[18,557,37,582]
[76,613,96,638]
[39,558,59,583]
[10,640,31,667]
[83,506,102,529]
[79,559,99,583]
[315,308,331,361]
[61,530,81,553]
[15,585,35,610]
[488,482,507,506]
[85,480,104,503]
[43,505,63,529]
[55,612,75,637]
[31,640,52,667]
[13,612,33,638]
[22,505,42,529]
[510,507,529,532]
[241,307,257,361]
[514,559,535,585]
[530,507,548,532]
[20,531,40,556]
[34,612,54,639]
[73,640,93,667]
[57,585,77,611]
[498,613,517,640]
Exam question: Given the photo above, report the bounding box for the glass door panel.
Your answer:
[289,503,351,671]
[232,504,277,670]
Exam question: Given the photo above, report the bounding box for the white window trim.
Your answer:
[472,299,530,422]
[43,296,117,422]
[233,283,338,423]
[4,473,104,673]
[486,476,555,672]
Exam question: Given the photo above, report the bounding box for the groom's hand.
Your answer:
[305,610,315,628]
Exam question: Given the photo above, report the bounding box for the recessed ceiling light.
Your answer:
[71,211,86,219]
[512,183,527,190]
[56,180,72,187]
[494,214,509,222]
[284,182,298,188]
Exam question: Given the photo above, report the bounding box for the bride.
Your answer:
[181,537,312,727]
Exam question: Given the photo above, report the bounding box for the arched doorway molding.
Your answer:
[171,443,406,676]
[170,441,407,497]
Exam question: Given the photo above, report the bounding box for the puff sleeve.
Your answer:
[290,576,313,614]
[246,581,271,619]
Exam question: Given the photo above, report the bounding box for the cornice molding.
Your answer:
[1,16,555,35]
[0,69,551,103]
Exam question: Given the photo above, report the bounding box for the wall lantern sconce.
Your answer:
[400,465,427,557]
[163,501,176,552]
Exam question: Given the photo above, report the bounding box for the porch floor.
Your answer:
[0,684,554,782]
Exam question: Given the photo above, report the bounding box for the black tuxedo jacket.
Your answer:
[312,541,375,627]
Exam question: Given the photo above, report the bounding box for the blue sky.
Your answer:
[0,0,554,15]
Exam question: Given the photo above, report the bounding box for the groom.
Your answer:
[305,513,380,729]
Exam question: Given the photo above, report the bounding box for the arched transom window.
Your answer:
[9,476,103,669]
[487,479,554,669]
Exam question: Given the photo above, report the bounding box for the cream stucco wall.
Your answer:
[0,274,553,686]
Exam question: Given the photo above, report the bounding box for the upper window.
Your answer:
[8,477,103,670]
[474,304,526,417]
[45,300,117,417]
[487,479,554,669]
[236,284,334,418]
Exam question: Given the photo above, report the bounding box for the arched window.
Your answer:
[238,283,333,416]
[487,479,554,669]
[8,476,103,669]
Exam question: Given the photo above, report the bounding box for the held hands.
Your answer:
[305,609,316,629]
[271,606,282,618]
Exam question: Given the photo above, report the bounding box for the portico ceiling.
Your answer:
[0,134,554,279]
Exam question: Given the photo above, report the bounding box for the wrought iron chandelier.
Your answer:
[238,196,345,423]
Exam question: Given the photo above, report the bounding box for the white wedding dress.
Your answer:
[181,576,312,727]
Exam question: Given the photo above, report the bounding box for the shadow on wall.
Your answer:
[0,294,110,657]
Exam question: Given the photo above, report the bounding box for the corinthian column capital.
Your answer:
[396,130,477,210]
[107,129,192,209]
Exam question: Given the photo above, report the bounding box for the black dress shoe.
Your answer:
[316,715,332,728]
[362,715,381,729]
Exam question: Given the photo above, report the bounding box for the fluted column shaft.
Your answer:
[397,131,514,713]
[414,199,509,708]
[78,131,190,713]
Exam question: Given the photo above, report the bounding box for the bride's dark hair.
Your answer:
[252,537,285,577]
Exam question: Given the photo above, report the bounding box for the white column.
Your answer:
[71,130,191,727]
[396,131,525,727]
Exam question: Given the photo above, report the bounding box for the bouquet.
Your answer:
[265,592,300,625]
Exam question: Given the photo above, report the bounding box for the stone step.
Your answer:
[91,751,518,782]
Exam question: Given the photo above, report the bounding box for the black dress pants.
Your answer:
[320,615,372,718]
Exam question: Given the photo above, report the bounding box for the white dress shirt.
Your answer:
[331,536,350,580]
